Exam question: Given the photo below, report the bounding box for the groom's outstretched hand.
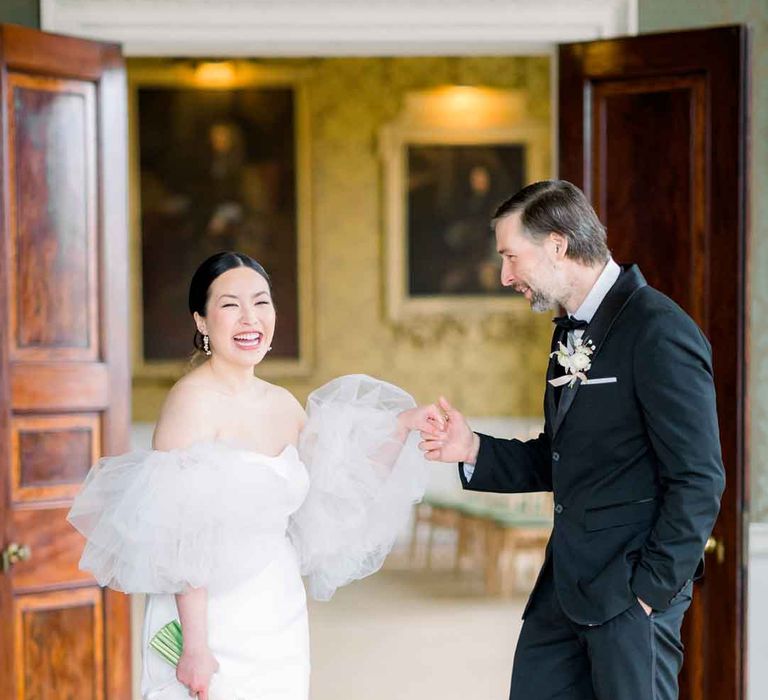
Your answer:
[418,397,480,464]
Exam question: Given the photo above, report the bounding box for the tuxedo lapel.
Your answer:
[545,330,560,435]
[552,265,647,437]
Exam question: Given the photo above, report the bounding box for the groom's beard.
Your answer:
[529,289,557,313]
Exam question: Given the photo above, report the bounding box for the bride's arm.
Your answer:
[153,383,219,699]
[175,588,218,700]
[292,376,433,600]
[365,402,445,475]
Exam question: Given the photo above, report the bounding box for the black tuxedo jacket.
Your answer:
[459,265,725,625]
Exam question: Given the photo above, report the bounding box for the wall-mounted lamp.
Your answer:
[193,61,238,87]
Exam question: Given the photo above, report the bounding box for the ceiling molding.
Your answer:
[41,0,638,56]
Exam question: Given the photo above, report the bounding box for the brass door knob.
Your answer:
[2,542,31,573]
[704,536,725,564]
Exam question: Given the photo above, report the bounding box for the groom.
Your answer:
[419,180,725,700]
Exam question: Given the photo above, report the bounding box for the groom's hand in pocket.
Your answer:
[637,597,653,616]
[419,397,480,464]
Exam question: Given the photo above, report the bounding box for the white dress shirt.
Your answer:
[568,257,621,346]
[462,258,621,481]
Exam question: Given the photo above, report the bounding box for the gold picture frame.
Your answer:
[379,87,551,326]
[128,59,314,380]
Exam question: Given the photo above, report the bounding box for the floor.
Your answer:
[307,552,525,700]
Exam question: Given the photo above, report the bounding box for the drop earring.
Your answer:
[203,334,211,356]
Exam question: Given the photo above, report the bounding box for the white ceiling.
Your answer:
[41,0,638,56]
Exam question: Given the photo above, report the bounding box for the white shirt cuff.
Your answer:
[462,463,475,481]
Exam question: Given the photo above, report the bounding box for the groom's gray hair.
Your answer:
[493,180,609,266]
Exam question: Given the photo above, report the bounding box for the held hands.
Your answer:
[397,402,447,436]
[398,398,478,463]
[417,397,479,464]
[176,646,219,700]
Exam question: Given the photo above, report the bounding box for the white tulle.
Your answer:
[68,375,427,599]
[68,442,309,594]
[291,374,427,600]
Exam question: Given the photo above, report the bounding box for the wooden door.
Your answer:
[0,24,131,700]
[559,26,748,700]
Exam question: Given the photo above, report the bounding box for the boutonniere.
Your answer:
[548,337,596,388]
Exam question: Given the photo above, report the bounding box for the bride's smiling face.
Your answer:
[194,267,276,367]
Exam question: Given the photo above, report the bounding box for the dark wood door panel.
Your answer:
[591,75,708,325]
[559,25,747,700]
[7,72,99,362]
[13,588,104,700]
[11,414,101,503]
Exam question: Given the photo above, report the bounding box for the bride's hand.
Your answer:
[176,646,219,700]
[397,403,446,435]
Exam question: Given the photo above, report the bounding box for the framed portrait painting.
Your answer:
[129,61,312,378]
[380,87,550,324]
[407,142,526,297]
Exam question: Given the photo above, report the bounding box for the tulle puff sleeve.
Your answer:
[289,375,428,601]
[68,442,301,594]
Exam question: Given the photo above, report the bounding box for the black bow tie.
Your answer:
[553,315,589,332]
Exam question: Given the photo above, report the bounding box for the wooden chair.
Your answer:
[411,492,552,597]
[410,495,463,569]
[485,514,551,595]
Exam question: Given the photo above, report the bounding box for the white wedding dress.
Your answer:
[68,376,427,700]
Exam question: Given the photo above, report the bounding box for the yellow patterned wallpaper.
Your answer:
[131,56,554,422]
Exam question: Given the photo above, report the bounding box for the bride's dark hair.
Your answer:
[188,251,272,354]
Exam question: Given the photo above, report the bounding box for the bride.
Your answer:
[68,251,442,700]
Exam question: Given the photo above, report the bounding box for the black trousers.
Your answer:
[509,567,692,700]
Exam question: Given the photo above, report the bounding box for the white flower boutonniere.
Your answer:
[548,337,596,388]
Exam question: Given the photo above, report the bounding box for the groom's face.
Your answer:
[496,211,559,312]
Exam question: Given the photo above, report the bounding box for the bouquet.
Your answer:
[150,620,184,666]
[150,621,240,700]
